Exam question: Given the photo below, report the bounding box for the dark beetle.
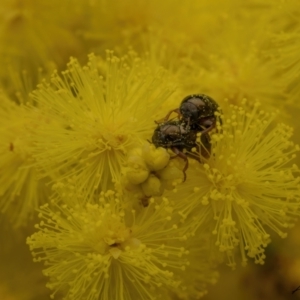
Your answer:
[152,120,196,150]
[163,94,219,134]
[152,120,210,182]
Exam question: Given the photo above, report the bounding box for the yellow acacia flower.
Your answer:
[172,17,288,115]
[249,0,300,115]
[29,52,176,198]
[167,101,300,268]
[134,1,290,116]
[0,0,85,97]
[272,32,300,105]
[27,189,218,300]
[0,91,52,227]
[84,0,261,63]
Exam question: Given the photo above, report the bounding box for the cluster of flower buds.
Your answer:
[123,143,183,206]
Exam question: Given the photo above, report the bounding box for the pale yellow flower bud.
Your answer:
[157,162,182,181]
[126,151,150,184]
[126,168,150,185]
[141,174,163,196]
[142,143,170,171]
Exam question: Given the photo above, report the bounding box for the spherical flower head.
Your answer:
[171,16,289,117]
[0,92,52,227]
[269,29,300,107]
[262,0,300,111]
[0,0,83,93]
[27,189,195,300]
[30,51,175,198]
[170,101,300,268]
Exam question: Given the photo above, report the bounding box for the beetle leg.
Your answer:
[200,125,214,135]
[198,117,216,135]
[155,108,182,124]
[198,133,211,160]
[165,108,181,121]
[171,147,188,182]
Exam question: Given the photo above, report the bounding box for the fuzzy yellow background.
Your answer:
[1,0,300,299]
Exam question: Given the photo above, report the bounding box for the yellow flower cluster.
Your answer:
[167,102,300,268]
[28,52,175,197]
[0,91,52,226]
[27,189,219,299]
[0,1,300,300]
